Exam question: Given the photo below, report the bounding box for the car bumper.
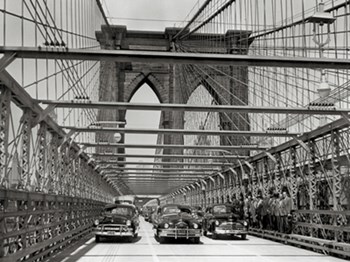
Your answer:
[95,225,134,237]
[157,228,202,239]
[214,229,247,235]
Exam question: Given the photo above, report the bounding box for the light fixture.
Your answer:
[307,2,336,25]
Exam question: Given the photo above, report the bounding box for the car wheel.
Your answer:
[192,237,200,244]
[158,237,166,244]
[134,233,138,238]
[241,234,247,240]
[203,230,207,236]
[95,235,101,243]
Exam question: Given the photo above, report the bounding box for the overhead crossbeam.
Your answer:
[92,153,247,160]
[1,47,350,69]
[40,100,349,115]
[62,126,300,137]
[100,167,219,172]
[80,142,268,151]
[106,172,206,176]
[123,179,198,183]
[107,174,205,178]
[98,161,232,166]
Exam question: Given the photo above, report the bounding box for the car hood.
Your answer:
[160,213,195,223]
[100,214,130,224]
[212,213,241,221]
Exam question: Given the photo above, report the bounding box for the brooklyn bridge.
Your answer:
[0,0,349,261]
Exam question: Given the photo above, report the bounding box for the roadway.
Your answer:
[51,218,346,262]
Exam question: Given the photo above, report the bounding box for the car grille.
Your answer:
[99,224,130,232]
[219,223,243,230]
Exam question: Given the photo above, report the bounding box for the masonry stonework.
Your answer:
[96,25,252,161]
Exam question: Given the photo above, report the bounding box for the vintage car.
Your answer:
[202,203,248,240]
[153,204,202,244]
[94,203,139,242]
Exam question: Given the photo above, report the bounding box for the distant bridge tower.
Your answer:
[95,25,252,158]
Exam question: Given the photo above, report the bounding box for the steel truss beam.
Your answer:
[19,110,32,189]
[80,142,268,151]
[92,153,247,160]
[110,175,201,180]
[0,69,118,196]
[98,161,233,166]
[101,167,219,172]
[1,46,350,69]
[39,100,349,115]
[124,180,195,183]
[0,86,11,187]
[62,126,300,137]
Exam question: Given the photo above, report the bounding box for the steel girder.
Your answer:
[18,110,32,190]
[80,142,268,151]
[1,46,350,69]
[61,125,300,137]
[37,122,47,192]
[0,69,118,200]
[39,100,350,115]
[92,153,247,160]
[0,87,10,187]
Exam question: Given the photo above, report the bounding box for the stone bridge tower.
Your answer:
[95,25,252,158]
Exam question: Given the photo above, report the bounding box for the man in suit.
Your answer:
[280,191,292,233]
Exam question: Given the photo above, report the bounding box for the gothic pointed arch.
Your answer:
[125,73,168,104]
[184,76,224,106]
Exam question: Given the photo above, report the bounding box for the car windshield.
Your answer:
[162,206,191,215]
[105,206,134,216]
[213,205,231,214]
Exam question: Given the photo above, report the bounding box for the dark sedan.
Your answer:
[203,203,248,240]
[153,204,202,243]
[94,203,140,242]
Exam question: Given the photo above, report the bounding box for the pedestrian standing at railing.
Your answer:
[270,193,279,231]
[255,195,263,229]
[261,195,270,229]
[277,193,283,232]
[280,190,292,233]
[267,193,275,230]
[250,196,258,227]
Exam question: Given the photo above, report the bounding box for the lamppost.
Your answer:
[308,0,336,126]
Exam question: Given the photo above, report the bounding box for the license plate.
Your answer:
[177,229,187,235]
[107,231,116,235]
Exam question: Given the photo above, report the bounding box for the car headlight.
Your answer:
[94,219,99,226]
[164,223,169,229]
[243,221,248,227]
[215,220,220,226]
[126,220,131,226]
[193,223,198,229]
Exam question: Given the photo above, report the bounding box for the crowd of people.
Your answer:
[232,189,293,234]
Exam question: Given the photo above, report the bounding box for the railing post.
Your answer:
[18,109,32,190]
[0,86,11,188]
[289,146,298,209]
[48,133,59,193]
[37,122,47,192]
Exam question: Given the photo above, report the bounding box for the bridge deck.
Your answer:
[52,218,345,262]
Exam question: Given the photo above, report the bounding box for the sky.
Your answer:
[103,0,203,31]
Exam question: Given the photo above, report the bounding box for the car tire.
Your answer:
[95,235,101,243]
[203,230,207,236]
[241,234,247,240]
[158,236,166,244]
[192,237,200,244]
[134,233,138,238]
